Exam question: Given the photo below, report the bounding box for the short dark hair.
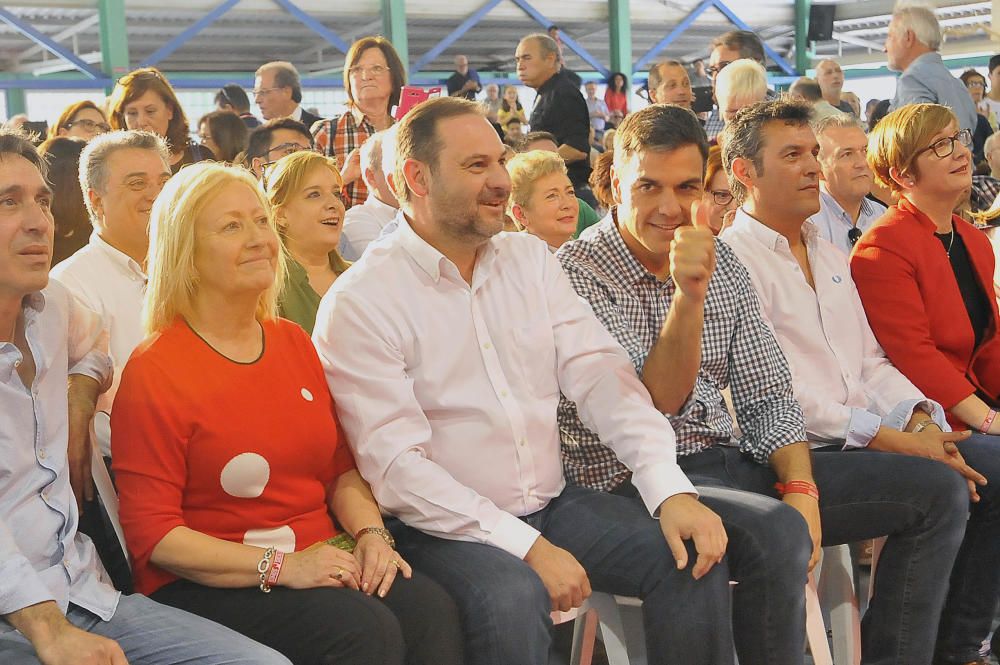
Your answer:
[721,98,812,205]
[613,104,709,172]
[215,84,251,113]
[960,69,987,89]
[199,110,250,162]
[789,77,823,102]
[0,128,47,180]
[244,117,312,165]
[394,96,484,205]
[519,131,558,152]
[990,54,1000,75]
[711,30,765,64]
[648,59,685,93]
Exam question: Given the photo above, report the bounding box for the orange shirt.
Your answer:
[111,317,355,595]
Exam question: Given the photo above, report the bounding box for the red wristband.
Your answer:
[266,550,284,587]
[980,409,997,434]
[774,481,820,501]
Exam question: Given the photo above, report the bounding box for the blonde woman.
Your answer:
[715,59,767,124]
[507,150,579,250]
[264,150,349,333]
[111,163,462,665]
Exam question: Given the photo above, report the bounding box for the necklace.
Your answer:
[946,229,955,257]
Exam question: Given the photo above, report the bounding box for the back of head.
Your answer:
[789,77,823,103]
[613,104,708,170]
[216,83,252,113]
[145,162,284,334]
[866,102,955,191]
[589,149,616,209]
[518,131,558,152]
[107,67,189,151]
[201,110,250,162]
[360,131,385,183]
[394,96,483,207]
[257,61,302,103]
[712,30,765,63]
[892,5,942,51]
[990,54,1000,76]
[868,99,892,132]
[379,125,399,182]
[721,98,812,204]
[78,130,169,227]
[714,59,768,110]
[704,143,724,189]
[38,137,88,239]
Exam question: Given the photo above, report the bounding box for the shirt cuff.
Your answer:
[885,399,951,433]
[68,349,113,392]
[484,513,543,560]
[0,554,58,617]
[632,461,699,518]
[842,408,883,450]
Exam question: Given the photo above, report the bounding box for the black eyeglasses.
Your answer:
[706,61,733,77]
[915,129,974,160]
[848,227,863,247]
[710,190,734,206]
[66,118,111,133]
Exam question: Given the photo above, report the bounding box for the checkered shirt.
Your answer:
[704,108,725,141]
[555,213,807,492]
[313,105,386,209]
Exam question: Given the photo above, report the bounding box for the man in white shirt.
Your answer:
[339,127,400,260]
[51,131,170,466]
[253,61,322,129]
[718,99,975,665]
[313,97,731,665]
[807,114,887,255]
[0,128,289,665]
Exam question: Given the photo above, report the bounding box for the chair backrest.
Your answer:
[91,420,130,570]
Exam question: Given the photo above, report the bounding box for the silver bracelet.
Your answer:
[913,420,939,433]
[257,546,276,593]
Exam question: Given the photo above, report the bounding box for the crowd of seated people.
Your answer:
[3,7,1000,665]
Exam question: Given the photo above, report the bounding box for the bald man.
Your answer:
[815,60,855,115]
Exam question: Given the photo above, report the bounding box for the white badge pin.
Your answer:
[301,388,314,402]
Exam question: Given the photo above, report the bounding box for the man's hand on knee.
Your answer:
[658,494,728,580]
[6,601,128,665]
[524,536,591,612]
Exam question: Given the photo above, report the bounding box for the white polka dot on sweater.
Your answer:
[220,453,270,498]
[301,388,313,401]
[244,525,296,553]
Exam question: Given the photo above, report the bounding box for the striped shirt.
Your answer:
[555,212,806,492]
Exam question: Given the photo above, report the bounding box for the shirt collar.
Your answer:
[908,51,943,72]
[364,193,399,216]
[289,105,303,122]
[819,183,877,223]
[536,70,563,95]
[395,213,499,285]
[0,292,45,383]
[730,207,819,251]
[90,232,146,279]
[592,209,665,286]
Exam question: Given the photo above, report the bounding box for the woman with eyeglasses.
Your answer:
[702,145,735,235]
[959,69,995,168]
[264,151,350,333]
[48,100,110,142]
[198,110,250,163]
[108,66,215,173]
[111,162,463,665]
[313,36,406,210]
[852,103,1000,665]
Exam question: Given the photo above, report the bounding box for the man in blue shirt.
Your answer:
[886,5,977,134]
[0,129,288,665]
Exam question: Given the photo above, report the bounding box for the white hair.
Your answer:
[715,59,768,110]
[379,124,398,181]
[892,5,942,51]
[360,131,384,189]
[985,132,1000,157]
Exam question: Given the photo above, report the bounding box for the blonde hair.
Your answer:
[715,59,767,111]
[144,163,286,334]
[867,103,955,192]
[264,150,349,274]
[506,150,568,222]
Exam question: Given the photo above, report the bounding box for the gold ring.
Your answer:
[391,560,401,569]
[334,566,343,580]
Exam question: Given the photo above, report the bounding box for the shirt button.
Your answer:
[501,390,508,398]
[13,359,20,368]
[483,342,492,350]
[519,438,527,447]
[38,449,46,460]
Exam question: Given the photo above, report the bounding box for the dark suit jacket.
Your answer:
[851,197,1000,426]
[298,107,323,133]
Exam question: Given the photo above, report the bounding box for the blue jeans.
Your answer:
[934,433,1000,664]
[390,482,809,665]
[678,445,968,665]
[0,593,290,664]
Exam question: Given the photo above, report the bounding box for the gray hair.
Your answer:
[985,131,1000,156]
[360,130,384,188]
[647,59,686,93]
[522,33,560,60]
[379,124,398,181]
[256,61,303,103]
[79,130,169,225]
[893,5,942,51]
[715,59,768,110]
[0,128,46,179]
[812,112,866,138]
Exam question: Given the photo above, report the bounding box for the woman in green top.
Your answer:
[265,150,350,332]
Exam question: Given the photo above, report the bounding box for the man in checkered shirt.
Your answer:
[556,102,968,665]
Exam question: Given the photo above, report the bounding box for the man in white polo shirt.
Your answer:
[340,126,400,260]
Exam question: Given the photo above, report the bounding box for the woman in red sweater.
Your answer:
[603,72,629,116]
[852,103,1000,665]
[111,163,462,665]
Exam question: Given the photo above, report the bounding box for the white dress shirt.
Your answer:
[51,233,146,456]
[313,218,694,559]
[0,283,117,626]
[721,209,947,448]
[807,184,886,256]
[339,194,400,261]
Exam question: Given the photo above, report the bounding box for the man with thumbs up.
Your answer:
[557,102,968,665]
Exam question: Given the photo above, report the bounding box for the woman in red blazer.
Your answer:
[852,103,1000,665]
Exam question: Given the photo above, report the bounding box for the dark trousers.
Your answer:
[151,572,463,665]
[390,482,809,665]
[935,433,1000,663]
[671,445,968,665]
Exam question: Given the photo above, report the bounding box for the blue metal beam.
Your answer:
[634,0,714,72]
[139,0,241,68]
[711,0,797,75]
[412,0,505,74]
[508,0,610,78]
[271,0,349,53]
[0,8,103,79]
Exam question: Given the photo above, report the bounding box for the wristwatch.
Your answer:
[355,526,396,549]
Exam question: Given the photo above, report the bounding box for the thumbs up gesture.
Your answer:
[669,200,717,303]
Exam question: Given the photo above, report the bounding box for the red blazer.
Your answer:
[851,197,1000,427]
